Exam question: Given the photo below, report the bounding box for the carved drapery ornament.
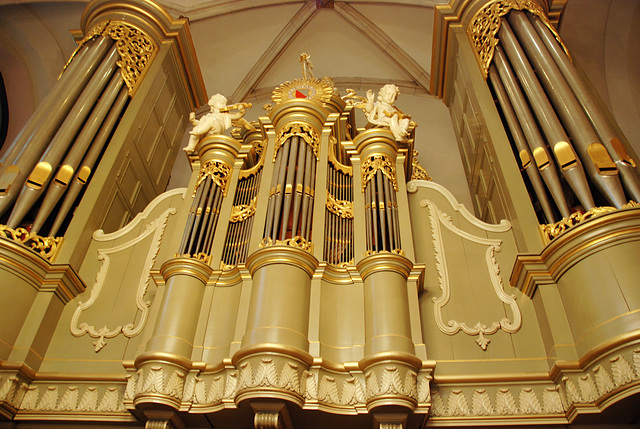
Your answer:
[230,196,258,223]
[326,192,353,219]
[467,0,569,78]
[361,154,397,192]
[64,20,157,95]
[411,150,432,181]
[540,201,640,243]
[273,123,320,162]
[195,160,232,196]
[0,225,61,261]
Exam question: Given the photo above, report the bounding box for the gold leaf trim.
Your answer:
[174,252,211,264]
[0,225,62,262]
[361,154,397,192]
[363,249,405,257]
[271,76,334,107]
[540,201,640,242]
[326,192,353,219]
[328,136,352,176]
[259,236,313,252]
[411,150,432,181]
[467,0,570,79]
[230,197,258,223]
[62,20,156,95]
[195,160,232,196]
[273,123,320,162]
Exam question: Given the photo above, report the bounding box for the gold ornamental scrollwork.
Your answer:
[273,123,320,162]
[361,154,397,192]
[230,196,258,223]
[195,160,232,196]
[63,20,157,95]
[363,249,405,258]
[259,236,313,252]
[326,191,353,219]
[0,225,61,262]
[540,201,640,243]
[411,150,432,181]
[467,0,570,79]
[174,252,211,264]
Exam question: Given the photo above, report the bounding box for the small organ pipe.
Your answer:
[498,20,595,210]
[291,138,306,236]
[304,155,316,240]
[300,144,313,240]
[270,139,290,239]
[376,171,388,251]
[280,137,299,240]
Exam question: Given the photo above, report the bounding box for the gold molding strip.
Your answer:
[0,225,61,262]
[540,201,640,243]
[259,236,313,253]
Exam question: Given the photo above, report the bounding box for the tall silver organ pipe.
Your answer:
[507,11,626,208]
[0,36,115,217]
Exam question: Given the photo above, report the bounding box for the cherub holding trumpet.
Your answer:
[185,93,252,152]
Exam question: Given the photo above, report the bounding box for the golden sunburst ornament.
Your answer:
[270,53,335,107]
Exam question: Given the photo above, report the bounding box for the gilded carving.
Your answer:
[259,236,313,253]
[236,357,304,397]
[273,123,320,162]
[593,364,615,395]
[610,355,634,387]
[471,389,493,415]
[518,387,542,414]
[303,371,318,400]
[58,386,79,411]
[326,191,353,219]
[411,150,432,181]
[447,389,470,416]
[542,386,564,414]
[541,202,640,242]
[422,199,521,350]
[361,154,397,192]
[364,366,417,400]
[66,21,156,95]
[195,160,232,196]
[577,375,598,403]
[70,207,176,352]
[0,225,61,261]
[230,196,257,223]
[495,388,517,415]
[430,391,446,416]
[467,0,568,79]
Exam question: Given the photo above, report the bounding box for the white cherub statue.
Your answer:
[184,94,250,152]
[364,84,411,141]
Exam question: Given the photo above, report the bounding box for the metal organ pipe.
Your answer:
[7,44,121,228]
[488,65,557,222]
[528,13,640,203]
[498,19,595,210]
[0,36,115,217]
[507,11,626,208]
